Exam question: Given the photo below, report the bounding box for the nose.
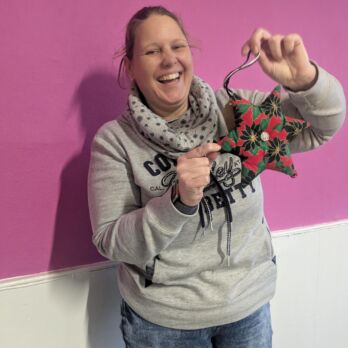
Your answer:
[161,48,177,67]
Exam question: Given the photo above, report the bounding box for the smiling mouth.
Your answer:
[158,72,181,84]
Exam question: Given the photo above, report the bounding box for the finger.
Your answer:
[282,33,306,57]
[207,151,219,162]
[182,143,221,160]
[178,165,211,184]
[241,40,252,56]
[186,176,210,188]
[177,164,211,180]
[282,35,296,55]
[265,35,284,62]
[242,28,272,56]
[199,143,221,158]
[177,156,210,170]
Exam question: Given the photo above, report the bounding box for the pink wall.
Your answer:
[1,0,347,279]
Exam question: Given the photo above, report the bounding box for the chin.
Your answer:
[164,89,189,103]
[164,96,188,108]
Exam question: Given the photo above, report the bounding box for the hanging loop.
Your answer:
[224,50,261,98]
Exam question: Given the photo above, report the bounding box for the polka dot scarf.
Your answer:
[125,76,221,159]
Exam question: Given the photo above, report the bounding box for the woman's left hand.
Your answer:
[242,28,317,91]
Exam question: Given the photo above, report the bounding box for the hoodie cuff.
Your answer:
[171,185,199,215]
[283,61,319,93]
[173,198,199,215]
[284,63,329,109]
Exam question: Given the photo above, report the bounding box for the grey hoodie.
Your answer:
[88,65,345,329]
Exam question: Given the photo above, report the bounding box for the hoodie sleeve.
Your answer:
[282,65,346,153]
[215,64,346,152]
[87,122,196,270]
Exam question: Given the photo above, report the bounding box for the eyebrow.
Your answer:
[142,39,188,50]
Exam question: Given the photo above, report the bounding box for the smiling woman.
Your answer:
[124,14,193,121]
[87,5,345,348]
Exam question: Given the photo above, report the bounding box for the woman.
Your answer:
[88,6,345,348]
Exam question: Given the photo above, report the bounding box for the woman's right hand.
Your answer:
[176,143,221,206]
[242,28,317,91]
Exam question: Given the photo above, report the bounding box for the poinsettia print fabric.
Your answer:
[218,86,309,187]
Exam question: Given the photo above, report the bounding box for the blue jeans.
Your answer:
[120,300,272,348]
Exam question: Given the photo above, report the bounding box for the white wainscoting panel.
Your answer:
[0,220,347,348]
[271,220,348,348]
[0,263,123,348]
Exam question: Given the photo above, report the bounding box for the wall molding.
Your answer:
[1,219,347,291]
[272,218,348,238]
[0,261,116,291]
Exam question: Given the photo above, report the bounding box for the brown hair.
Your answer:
[116,6,189,87]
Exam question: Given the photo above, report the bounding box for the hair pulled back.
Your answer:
[116,6,189,86]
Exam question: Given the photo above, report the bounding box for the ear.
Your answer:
[124,56,134,80]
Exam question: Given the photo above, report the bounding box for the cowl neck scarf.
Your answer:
[124,76,221,159]
[123,76,234,266]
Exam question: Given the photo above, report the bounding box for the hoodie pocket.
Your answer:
[262,216,276,264]
[144,255,162,287]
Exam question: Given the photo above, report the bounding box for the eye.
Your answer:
[145,49,160,55]
[172,44,187,50]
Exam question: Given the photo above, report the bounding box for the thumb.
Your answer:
[207,151,219,162]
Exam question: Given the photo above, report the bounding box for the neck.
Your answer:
[153,102,189,122]
[135,84,189,121]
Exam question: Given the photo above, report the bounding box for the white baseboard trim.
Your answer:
[0,260,116,291]
[272,218,348,238]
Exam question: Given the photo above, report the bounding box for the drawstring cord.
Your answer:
[198,173,233,265]
[198,197,213,235]
[198,202,206,230]
[210,174,233,266]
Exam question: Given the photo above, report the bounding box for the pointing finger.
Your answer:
[182,143,221,160]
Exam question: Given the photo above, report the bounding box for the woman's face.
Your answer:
[126,15,193,120]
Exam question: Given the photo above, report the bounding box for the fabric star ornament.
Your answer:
[218,85,309,187]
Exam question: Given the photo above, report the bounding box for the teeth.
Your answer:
[158,73,180,82]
